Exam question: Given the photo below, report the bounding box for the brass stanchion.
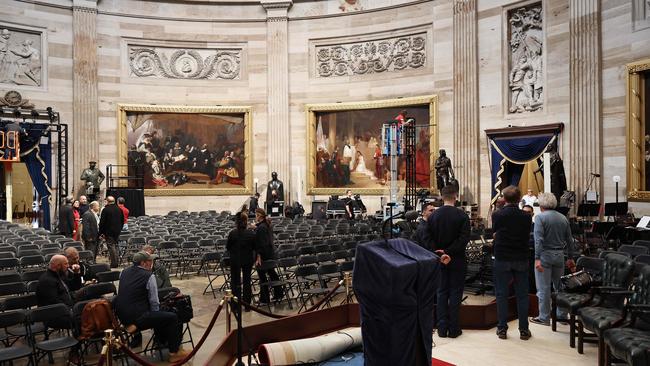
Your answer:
[225,289,233,334]
[102,329,115,366]
[343,272,354,304]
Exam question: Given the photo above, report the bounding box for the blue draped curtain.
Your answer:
[19,124,52,230]
[489,133,557,205]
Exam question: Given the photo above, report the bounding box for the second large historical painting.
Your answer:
[118,105,252,195]
[307,96,438,195]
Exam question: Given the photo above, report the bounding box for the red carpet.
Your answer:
[432,357,455,366]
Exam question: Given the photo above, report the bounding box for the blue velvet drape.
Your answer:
[19,124,52,230]
[489,134,556,204]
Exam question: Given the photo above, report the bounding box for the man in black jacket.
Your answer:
[36,255,73,307]
[58,198,75,238]
[426,186,469,338]
[227,212,256,305]
[81,201,100,261]
[114,252,188,362]
[491,186,533,340]
[99,196,124,268]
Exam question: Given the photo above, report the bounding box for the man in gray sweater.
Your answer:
[530,192,576,325]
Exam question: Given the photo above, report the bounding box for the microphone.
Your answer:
[590,173,601,177]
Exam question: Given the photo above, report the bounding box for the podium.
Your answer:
[267,200,284,217]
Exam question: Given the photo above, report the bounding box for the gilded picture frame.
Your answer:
[626,58,650,201]
[306,95,438,195]
[117,104,253,196]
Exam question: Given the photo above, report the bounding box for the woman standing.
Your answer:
[72,200,81,241]
[226,212,256,306]
[254,208,283,303]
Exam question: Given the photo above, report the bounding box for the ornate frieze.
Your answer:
[128,45,242,80]
[0,25,43,88]
[506,3,543,113]
[315,33,426,78]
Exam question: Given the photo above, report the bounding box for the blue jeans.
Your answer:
[437,257,466,333]
[535,250,566,321]
[493,259,529,330]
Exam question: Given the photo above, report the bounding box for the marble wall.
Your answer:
[1,0,648,217]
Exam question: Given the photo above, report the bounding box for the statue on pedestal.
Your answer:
[434,149,455,191]
[80,161,105,202]
[266,171,285,203]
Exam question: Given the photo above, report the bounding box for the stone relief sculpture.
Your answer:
[316,33,426,77]
[0,28,42,87]
[507,3,543,113]
[128,46,242,80]
[338,0,363,12]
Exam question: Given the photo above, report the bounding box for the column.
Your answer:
[73,0,99,196]
[452,0,479,204]
[569,0,602,204]
[262,0,292,199]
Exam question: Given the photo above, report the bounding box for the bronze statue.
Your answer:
[80,161,104,201]
[434,149,455,191]
[266,171,285,203]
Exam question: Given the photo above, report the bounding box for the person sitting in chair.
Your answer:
[114,252,188,362]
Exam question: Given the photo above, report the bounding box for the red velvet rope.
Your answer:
[234,279,344,318]
[115,299,225,366]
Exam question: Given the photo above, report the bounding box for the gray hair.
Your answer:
[537,192,557,209]
[89,201,100,209]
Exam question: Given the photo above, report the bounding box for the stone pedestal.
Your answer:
[73,0,99,197]
[452,0,479,204]
[262,0,292,201]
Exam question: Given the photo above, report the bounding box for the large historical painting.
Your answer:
[117,105,252,196]
[506,2,543,114]
[307,96,437,195]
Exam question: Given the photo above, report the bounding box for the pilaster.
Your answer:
[569,0,602,203]
[452,0,479,204]
[262,0,292,199]
[72,0,98,196]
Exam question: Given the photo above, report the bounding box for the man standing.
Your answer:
[58,198,75,238]
[81,201,100,261]
[413,202,435,247]
[78,195,89,216]
[99,196,124,268]
[427,186,469,338]
[491,186,532,340]
[530,192,576,326]
[114,252,187,362]
[117,197,129,231]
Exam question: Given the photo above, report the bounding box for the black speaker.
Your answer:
[312,200,327,219]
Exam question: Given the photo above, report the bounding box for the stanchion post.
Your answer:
[103,329,114,366]
[225,290,233,334]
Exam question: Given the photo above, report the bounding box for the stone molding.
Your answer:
[312,29,428,78]
[633,0,650,31]
[0,22,47,90]
[127,44,242,80]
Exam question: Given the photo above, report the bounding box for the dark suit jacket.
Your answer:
[58,204,75,237]
[491,204,532,262]
[255,221,275,260]
[227,228,256,267]
[81,210,99,242]
[99,204,124,240]
[36,269,73,307]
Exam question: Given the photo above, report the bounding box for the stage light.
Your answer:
[46,106,54,123]
[13,109,20,118]
[30,109,39,123]
[612,175,621,183]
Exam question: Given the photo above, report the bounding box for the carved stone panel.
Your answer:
[315,33,426,78]
[128,45,242,80]
[0,24,44,88]
[506,2,543,114]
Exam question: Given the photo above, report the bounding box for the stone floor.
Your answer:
[20,269,599,366]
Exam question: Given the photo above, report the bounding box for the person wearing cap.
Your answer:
[114,251,188,362]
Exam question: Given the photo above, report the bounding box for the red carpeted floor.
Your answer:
[432,357,455,366]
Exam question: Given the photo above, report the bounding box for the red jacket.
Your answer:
[118,204,129,223]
